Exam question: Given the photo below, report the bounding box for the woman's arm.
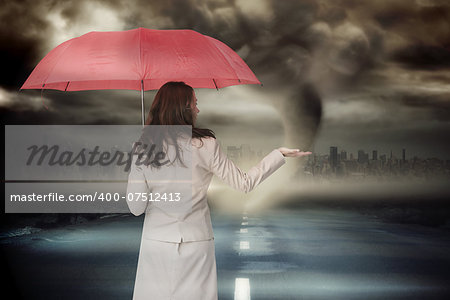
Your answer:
[126,154,150,216]
[277,147,313,158]
[209,139,286,194]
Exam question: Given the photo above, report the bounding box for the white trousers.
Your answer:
[132,238,218,300]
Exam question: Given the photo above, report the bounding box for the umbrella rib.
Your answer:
[201,35,242,87]
[64,81,70,91]
[42,39,77,90]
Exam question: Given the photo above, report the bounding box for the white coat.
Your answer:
[126,136,286,299]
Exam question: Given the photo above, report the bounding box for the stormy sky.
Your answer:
[1,0,450,160]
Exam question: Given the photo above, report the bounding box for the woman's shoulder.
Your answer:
[191,136,217,148]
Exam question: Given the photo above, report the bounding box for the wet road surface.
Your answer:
[2,208,450,299]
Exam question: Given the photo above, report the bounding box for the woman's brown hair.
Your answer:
[145,81,215,139]
[135,81,215,168]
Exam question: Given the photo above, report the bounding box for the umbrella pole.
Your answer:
[141,80,145,127]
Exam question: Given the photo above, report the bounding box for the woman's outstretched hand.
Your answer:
[277,147,312,158]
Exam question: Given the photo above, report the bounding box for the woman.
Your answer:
[126,81,311,300]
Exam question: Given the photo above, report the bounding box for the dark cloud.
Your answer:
[317,2,347,25]
[400,93,450,121]
[270,0,319,38]
[126,0,261,51]
[390,44,450,70]
[2,0,449,89]
[0,105,74,125]
[0,104,127,125]
[198,111,283,133]
[424,73,450,83]
[0,0,442,91]
[368,1,450,48]
[3,89,136,124]
[0,0,52,90]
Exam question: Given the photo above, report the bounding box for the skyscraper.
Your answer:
[358,150,366,164]
[330,146,338,172]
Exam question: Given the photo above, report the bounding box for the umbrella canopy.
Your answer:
[21,27,261,91]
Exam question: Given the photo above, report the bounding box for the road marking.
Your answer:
[240,228,248,233]
[243,216,248,220]
[234,278,251,300]
[240,241,249,249]
[241,222,248,225]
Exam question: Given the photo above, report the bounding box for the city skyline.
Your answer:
[325,145,449,162]
[223,142,449,162]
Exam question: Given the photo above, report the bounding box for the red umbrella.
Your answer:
[21,27,261,125]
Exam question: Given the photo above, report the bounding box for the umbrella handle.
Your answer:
[141,80,145,127]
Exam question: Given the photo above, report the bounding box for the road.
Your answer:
[1,208,450,299]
